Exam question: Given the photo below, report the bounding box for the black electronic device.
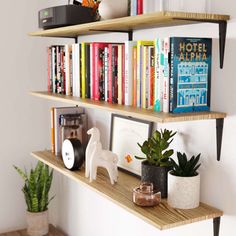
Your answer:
[38,4,95,29]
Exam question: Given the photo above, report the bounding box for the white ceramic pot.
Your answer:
[26,210,49,236]
[99,0,129,20]
[167,171,200,209]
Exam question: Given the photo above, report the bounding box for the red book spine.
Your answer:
[122,44,125,105]
[150,47,155,107]
[113,46,118,103]
[137,0,143,15]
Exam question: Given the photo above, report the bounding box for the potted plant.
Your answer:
[168,152,201,209]
[14,161,54,236]
[136,129,176,198]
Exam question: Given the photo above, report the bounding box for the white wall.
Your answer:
[1,1,236,236]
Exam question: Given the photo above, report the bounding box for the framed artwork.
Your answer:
[110,114,153,176]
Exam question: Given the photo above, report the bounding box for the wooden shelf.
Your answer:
[0,225,65,236]
[31,150,223,231]
[30,91,226,123]
[29,11,230,38]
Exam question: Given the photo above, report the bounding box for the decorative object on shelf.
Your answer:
[86,127,118,185]
[82,0,101,20]
[133,182,161,207]
[168,152,201,209]
[14,162,54,236]
[110,114,153,176]
[99,0,129,20]
[166,0,210,13]
[136,129,176,198]
[62,138,85,170]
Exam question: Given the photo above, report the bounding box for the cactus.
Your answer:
[170,152,201,177]
[14,161,54,212]
[135,129,177,167]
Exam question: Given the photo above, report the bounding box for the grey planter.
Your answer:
[141,161,170,198]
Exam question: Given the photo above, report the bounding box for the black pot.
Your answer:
[141,161,170,198]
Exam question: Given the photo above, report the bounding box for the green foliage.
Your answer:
[170,152,201,177]
[14,161,54,213]
[135,129,177,167]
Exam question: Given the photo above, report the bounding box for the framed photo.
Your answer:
[110,114,153,176]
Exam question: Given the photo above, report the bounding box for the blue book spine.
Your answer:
[170,37,212,113]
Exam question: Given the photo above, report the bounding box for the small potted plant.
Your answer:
[136,129,176,198]
[168,152,201,209]
[14,161,54,236]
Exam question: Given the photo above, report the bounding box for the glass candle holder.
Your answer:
[133,182,161,207]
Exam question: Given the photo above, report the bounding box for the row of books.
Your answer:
[130,0,163,16]
[47,37,212,113]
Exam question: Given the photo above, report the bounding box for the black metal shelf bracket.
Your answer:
[213,217,221,236]
[219,21,227,69]
[216,118,224,161]
[74,37,78,43]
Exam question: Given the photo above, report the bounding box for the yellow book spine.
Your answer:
[50,107,55,154]
[81,42,86,99]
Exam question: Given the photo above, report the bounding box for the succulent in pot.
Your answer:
[136,129,177,198]
[168,152,201,209]
[14,161,54,236]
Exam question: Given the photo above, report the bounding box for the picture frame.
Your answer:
[110,114,153,176]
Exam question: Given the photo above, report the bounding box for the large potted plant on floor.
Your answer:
[168,152,201,209]
[135,129,176,198]
[14,161,54,236]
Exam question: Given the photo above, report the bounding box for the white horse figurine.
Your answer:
[85,127,118,185]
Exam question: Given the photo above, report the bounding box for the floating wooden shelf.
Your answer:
[31,150,223,231]
[30,91,226,123]
[0,225,65,236]
[29,11,230,38]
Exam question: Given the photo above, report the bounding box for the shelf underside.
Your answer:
[31,150,223,231]
[30,91,226,123]
[29,11,230,38]
[0,225,64,236]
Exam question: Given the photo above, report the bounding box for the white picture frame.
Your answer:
[110,114,153,176]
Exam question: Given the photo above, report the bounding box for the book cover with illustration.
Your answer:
[169,37,212,113]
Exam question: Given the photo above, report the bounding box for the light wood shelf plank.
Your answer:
[30,91,226,123]
[0,225,65,236]
[31,150,223,231]
[29,11,230,38]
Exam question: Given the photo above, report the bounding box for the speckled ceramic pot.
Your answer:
[168,171,200,209]
[141,161,170,198]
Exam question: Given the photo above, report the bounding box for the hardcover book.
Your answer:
[169,37,212,113]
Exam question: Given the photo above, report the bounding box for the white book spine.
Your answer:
[117,45,123,105]
[130,0,137,16]
[125,41,135,106]
[51,46,56,93]
[72,44,77,97]
[163,37,170,113]
[76,43,81,97]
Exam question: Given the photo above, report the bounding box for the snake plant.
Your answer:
[170,152,201,177]
[135,129,177,167]
[14,161,54,212]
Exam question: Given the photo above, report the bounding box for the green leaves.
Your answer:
[170,152,201,177]
[136,129,177,166]
[14,161,54,213]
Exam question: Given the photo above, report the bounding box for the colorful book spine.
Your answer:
[163,37,170,113]
[65,44,70,96]
[47,47,52,92]
[142,45,148,109]
[90,44,94,100]
[133,46,137,106]
[149,46,155,108]
[81,42,86,98]
[51,46,56,93]
[104,47,109,102]
[112,45,118,103]
[85,43,91,98]
[130,0,137,16]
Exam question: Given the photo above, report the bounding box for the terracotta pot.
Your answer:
[98,0,129,20]
[141,161,170,198]
[167,171,200,209]
[26,210,49,236]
